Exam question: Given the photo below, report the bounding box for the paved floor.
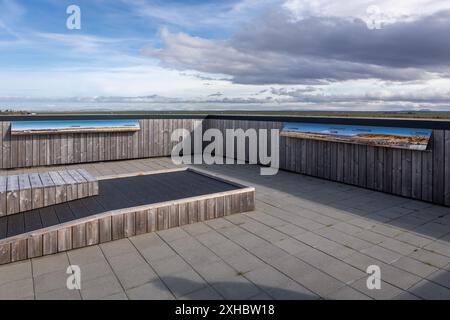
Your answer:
[1,157,450,300]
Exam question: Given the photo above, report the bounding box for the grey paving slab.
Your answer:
[210,275,261,300]
[0,261,32,286]
[327,286,372,300]
[115,264,159,290]
[34,270,69,294]
[392,256,439,278]
[0,278,34,300]
[179,285,224,300]
[360,245,402,264]
[160,270,207,298]
[150,255,193,277]
[408,248,450,269]
[75,260,114,282]
[2,158,450,300]
[81,274,124,300]
[350,278,404,300]
[32,253,70,277]
[127,279,175,300]
[408,279,450,300]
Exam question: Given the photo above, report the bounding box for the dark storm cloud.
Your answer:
[144,9,450,84]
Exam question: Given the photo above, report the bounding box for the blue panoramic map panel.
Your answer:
[11,120,140,135]
[281,123,432,151]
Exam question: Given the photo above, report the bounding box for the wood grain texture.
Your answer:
[213,119,449,206]
[0,186,254,265]
[0,119,198,169]
[0,169,98,216]
[1,118,448,207]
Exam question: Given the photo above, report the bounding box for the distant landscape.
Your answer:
[281,131,430,150]
[2,110,450,120]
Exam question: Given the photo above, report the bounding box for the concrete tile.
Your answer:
[270,255,346,297]
[81,275,124,300]
[392,256,438,278]
[127,279,174,300]
[157,228,191,242]
[424,241,450,258]
[161,269,207,298]
[408,249,450,268]
[408,279,450,300]
[265,280,318,300]
[0,278,34,300]
[244,266,292,289]
[116,264,158,290]
[379,265,422,290]
[211,275,261,300]
[32,253,70,277]
[36,287,81,300]
[224,251,266,273]
[275,223,308,237]
[151,255,192,277]
[194,261,238,282]
[315,259,366,285]
[251,244,289,262]
[395,232,433,247]
[414,222,450,238]
[100,292,129,300]
[331,223,364,236]
[195,231,229,248]
[370,224,403,238]
[107,252,147,271]
[179,247,222,267]
[67,246,105,265]
[170,237,205,253]
[130,232,164,250]
[353,230,389,245]
[34,270,68,294]
[427,269,450,289]
[205,218,235,230]
[274,238,310,255]
[342,251,383,271]
[393,292,421,300]
[379,238,417,256]
[361,245,402,264]
[208,241,244,258]
[327,286,372,300]
[350,278,404,300]
[249,292,273,300]
[139,243,178,263]
[182,222,213,236]
[76,260,113,282]
[230,233,268,251]
[0,260,32,286]
[257,228,288,243]
[100,239,136,257]
[179,286,223,300]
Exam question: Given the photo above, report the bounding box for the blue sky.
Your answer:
[1,0,450,111]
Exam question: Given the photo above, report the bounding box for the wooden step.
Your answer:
[0,169,99,217]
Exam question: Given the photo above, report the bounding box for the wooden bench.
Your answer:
[0,169,98,216]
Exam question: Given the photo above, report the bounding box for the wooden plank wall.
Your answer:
[0,189,255,265]
[205,119,450,207]
[0,119,202,169]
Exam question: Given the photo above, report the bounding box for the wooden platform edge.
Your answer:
[0,186,255,265]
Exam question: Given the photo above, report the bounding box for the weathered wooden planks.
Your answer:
[212,119,449,207]
[0,169,255,265]
[0,117,449,207]
[0,119,198,169]
[0,169,98,216]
